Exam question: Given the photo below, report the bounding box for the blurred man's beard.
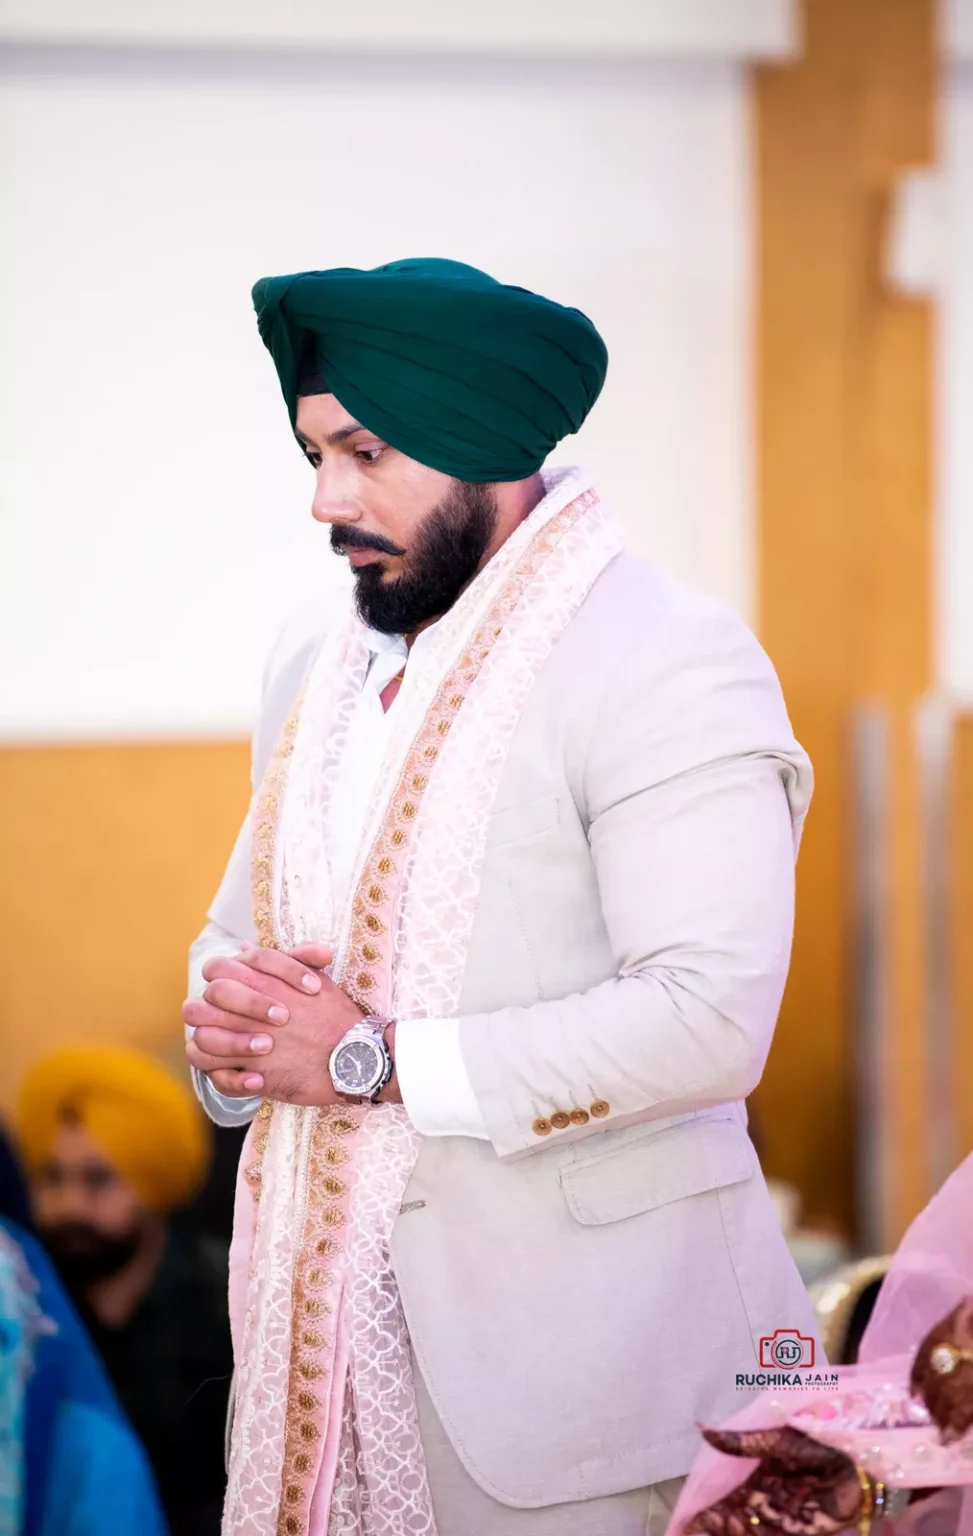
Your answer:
[42,1221,143,1286]
[343,480,498,635]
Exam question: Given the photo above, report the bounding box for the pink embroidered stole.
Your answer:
[223,471,621,1536]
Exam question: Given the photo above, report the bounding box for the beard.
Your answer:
[333,480,498,635]
[42,1220,143,1287]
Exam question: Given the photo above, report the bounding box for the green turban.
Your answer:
[252,257,608,483]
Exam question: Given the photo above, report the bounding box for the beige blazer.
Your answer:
[193,550,821,1508]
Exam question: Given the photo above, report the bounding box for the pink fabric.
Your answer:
[227,1127,257,1366]
[666,1154,973,1534]
[860,1155,973,1367]
[309,1297,352,1533]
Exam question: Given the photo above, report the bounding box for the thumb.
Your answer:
[701,1426,787,1460]
[288,943,334,971]
[703,1425,843,1475]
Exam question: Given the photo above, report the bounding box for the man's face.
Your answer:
[296,393,498,635]
[32,1119,148,1285]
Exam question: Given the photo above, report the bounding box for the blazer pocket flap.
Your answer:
[558,1117,753,1226]
[486,794,560,848]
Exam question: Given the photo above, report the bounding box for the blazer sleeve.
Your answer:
[458,604,813,1160]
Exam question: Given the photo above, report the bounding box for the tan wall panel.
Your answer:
[883,707,930,1232]
[857,297,933,700]
[752,0,864,1233]
[0,742,250,1112]
[752,0,934,1239]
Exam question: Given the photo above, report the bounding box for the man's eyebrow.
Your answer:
[295,422,371,449]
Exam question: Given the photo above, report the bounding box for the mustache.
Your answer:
[43,1221,143,1283]
[330,525,405,559]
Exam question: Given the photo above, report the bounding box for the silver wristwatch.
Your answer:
[328,1017,394,1102]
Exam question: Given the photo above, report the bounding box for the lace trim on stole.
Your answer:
[226,474,622,1536]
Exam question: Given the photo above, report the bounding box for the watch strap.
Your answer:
[363,1017,394,1101]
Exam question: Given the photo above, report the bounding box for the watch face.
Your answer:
[334,1038,382,1094]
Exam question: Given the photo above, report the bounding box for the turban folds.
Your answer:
[17,1046,210,1212]
[252,257,608,483]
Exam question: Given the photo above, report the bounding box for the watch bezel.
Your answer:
[328,1020,393,1101]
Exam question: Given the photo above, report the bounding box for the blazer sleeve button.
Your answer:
[550,1111,571,1130]
[589,1099,610,1118]
[532,1117,552,1136]
[569,1108,589,1125]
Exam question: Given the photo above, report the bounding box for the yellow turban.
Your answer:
[17,1045,210,1212]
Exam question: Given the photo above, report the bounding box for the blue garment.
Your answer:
[0,1219,168,1536]
[0,1225,30,1535]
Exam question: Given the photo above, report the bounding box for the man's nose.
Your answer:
[311,464,358,526]
[48,1182,93,1220]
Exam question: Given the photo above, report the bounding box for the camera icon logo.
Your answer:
[758,1329,816,1369]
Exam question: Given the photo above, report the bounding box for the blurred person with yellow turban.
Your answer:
[18,1045,233,1536]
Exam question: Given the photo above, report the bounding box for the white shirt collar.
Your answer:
[362,615,445,661]
[362,627,404,656]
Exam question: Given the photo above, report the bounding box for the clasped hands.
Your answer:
[183,942,393,1107]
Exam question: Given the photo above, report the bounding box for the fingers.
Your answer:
[185,1037,264,1095]
[201,977,291,1025]
[684,1502,754,1536]
[201,955,292,999]
[202,944,328,997]
[182,995,282,1035]
[208,1067,265,1096]
[287,943,334,973]
[917,1348,973,1444]
[192,1025,274,1060]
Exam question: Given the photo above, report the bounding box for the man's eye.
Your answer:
[354,447,383,465]
[305,452,322,469]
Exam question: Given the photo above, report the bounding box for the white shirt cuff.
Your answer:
[193,1067,262,1128]
[187,928,261,1127]
[395,1017,489,1140]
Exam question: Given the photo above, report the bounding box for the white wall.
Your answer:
[0,48,755,739]
[937,61,973,695]
[0,0,799,57]
[945,0,973,64]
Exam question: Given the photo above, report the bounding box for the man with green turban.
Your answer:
[185,257,818,1536]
